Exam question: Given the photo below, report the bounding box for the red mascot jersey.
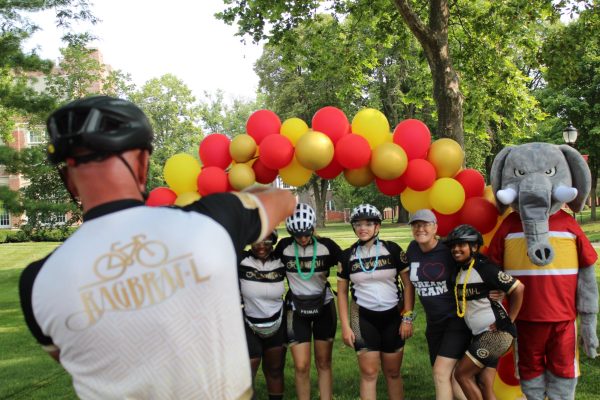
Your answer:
[488,210,597,322]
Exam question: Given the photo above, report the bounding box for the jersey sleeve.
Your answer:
[337,247,352,280]
[321,237,342,267]
[184,192,263,252]
[478,257,519,293]
[385,241,409,273]
[19,256,55,348]
[566,216,599,268]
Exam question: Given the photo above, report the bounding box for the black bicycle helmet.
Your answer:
[350,204,382,223]
[46,95,153,164]
[286,203,316,236]
[445,224,484,247]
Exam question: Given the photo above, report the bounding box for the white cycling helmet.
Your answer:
[350,204,382,223]
[286,203,316,236]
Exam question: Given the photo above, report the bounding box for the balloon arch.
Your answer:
[147,106,501,237]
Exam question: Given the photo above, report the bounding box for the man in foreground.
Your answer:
[19,96,296,399]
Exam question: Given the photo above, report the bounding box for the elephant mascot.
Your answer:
[487,142,598,400]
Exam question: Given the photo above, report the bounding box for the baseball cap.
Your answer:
[408,209,437,225]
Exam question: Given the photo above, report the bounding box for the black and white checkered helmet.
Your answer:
[350,204,382,223]
[286,203,316,236]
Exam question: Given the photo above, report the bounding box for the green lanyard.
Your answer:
[294,237,318,280]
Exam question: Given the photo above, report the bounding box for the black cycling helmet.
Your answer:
[350,204,382,223]
[286,203,316,236]
[46,95,153,165]
[445,224,484,247]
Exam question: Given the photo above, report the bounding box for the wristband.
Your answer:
[401,310,416,322]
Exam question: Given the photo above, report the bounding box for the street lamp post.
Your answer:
[562,123,578,147]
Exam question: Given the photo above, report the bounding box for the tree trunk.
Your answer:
[311,177,329,228]
[393,0,464,147]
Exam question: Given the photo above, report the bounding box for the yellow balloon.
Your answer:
[281,117,309,145]
[163,153,201,195]
[371,142,408,180]
[344,166,375,187]
[429,178,465,214]
[279,156,312,187]
[493,376,525,400]
[427,138,464,178]
[295,130,334,171]
[230,134,257,163]
[352,108,390,149]
[228,163,256,191]
[401,188,432,213]
[174,191,201,207]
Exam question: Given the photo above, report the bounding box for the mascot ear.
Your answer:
[559,144,591,212]
[490,146,513,215]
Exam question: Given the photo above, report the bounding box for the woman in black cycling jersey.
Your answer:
[338,204,411,400]
[273,203,341,400]
[239,230,287,400]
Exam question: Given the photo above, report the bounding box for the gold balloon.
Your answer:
[427,138,464,178]
[344,166,375,187]
[174,191,201,206]
[295,130,334,171]
[228,163,256,191]
[351,108,390,149]
[279,156,312,187]
[281,117,309,145]
[482,185,496,205]
[370,142,408,180]
[230,134,257,163]
[401,188,432,213]
[163,153,201,195]
[429,178,465,214]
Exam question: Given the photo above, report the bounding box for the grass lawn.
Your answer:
[1,220,599,399]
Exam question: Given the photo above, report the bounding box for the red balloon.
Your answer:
[458,197,499,234]
[402,159,436,191]
[335,134,371,169]
[454,169,485,198]
[198,133,231,169]
[312,106,350,144]
[252,159,279,184]
[393,119,431,160]
[433,210,461,237]
[376,176,407,196]
[246,109,281,145]
[316,158,344,179]
[496,350,520,386]
[197,166,229,196]
[259,134,294,170]
[146,187,177,207]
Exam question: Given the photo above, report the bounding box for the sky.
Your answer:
[24,1,263,101]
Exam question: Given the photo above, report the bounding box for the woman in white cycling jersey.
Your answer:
[239,230,286,400]
[338,204,411,400]
[273,203,341,400]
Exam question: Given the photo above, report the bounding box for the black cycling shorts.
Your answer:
[466,330,514,369]
[244,314,287,359]
[286,300,337,345]
[425,316,472,366]
[351,303,404,354]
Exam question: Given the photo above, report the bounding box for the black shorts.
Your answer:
[425,317,472,366]
[466,330,514,369]
[287,300,337,345]
[245,311,287,359]
[351,303,404,354]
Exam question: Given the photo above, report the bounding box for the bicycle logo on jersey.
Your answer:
[93,234,168,281]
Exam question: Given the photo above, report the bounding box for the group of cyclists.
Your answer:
[238,203,524,400]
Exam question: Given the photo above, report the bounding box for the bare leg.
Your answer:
[477,367,497,400]
[357,351,380,400]
[454,356,484,400]
[263,346,286,397]
[381,351,404,400]
[290,342,312,400]
[314,340,334,400]
[432,356,464,400]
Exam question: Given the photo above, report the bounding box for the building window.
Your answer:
[0,209,10,228]
[27,128,46,145]
[326,200,335,211]
[275,177,294,189]
[40,213,67,226]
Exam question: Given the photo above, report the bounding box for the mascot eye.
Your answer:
[514,169,526,177]
[545,167,556,176]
